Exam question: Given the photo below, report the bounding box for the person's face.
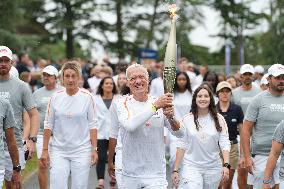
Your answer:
[227,78,237,89]
[178,61,187,72]
[199,66,207,76]
[0,56,12,76]
[196,89,210,110]
[241,72,253,85]
[127,68,149,95]
[102,78,114,93]
[205,74,217,89]
[269,75,284,93]
[177,74,187,90]
[260,84,268,91]
[42,72,56,87]
[218,88,231,103]
[63,69,79,90]
[118,73,127,87]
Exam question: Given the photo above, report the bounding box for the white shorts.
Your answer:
[248,155,280,188]
[0,169,4,189]
[49,151,91,189]
[36,134,44,159]
[120,175,168,189]
[179,165,222,189]
[4,148,26,181]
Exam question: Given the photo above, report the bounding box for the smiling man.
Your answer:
[116,64,185,189]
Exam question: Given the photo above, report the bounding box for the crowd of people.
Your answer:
[0,44,284,189]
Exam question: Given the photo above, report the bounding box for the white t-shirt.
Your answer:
[44,88,98,155]
[177,113,230,168]
[149,77,164,98]
[87,76,101,93]
[117,95,185,178]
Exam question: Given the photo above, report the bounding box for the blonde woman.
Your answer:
[41,61,98,189]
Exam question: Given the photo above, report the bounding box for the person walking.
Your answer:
[172,85,231,189]
[41,61,98,189]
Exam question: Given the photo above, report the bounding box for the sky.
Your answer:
[189,0,270,52]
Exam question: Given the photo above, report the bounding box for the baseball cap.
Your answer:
[9,66,19,78]
[268,64,284,77]
[0,46,13,60]
[216,81,232,93]
[254,65,264,74]
[260,74,269,85]
[240,64,254,75]
[42,65,59,77]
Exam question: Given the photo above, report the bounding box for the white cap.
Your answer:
[9,66,19,78]
[260,74,269,85]
[268,64,284,77]
[0,46,13,60]
[42,65,59,77]
[254,65,264,74]
[240,64,255,74]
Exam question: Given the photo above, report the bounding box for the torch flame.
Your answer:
[169,4,177,20]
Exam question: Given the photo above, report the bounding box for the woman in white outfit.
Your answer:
[41,61,98,189]
[172,85,231,189]
[94,76,118,189]
[169,72,193,170]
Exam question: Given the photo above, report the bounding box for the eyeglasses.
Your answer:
[0,58,11,63]
[128,75,147,82]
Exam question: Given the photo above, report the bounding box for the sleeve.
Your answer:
[44,96,55,130]
[117,100,155,132]
[236,105,244,124]
[110,101,119,139]
[175,119,189,150]
[3,101,16,130]
[164,118,185,138]
[244,95,259,122]
[22,82,37,111]
[218,114,231,151]
[272,121,284,144]
[87,95,98,130]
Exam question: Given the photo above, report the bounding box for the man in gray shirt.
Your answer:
[242,64,284,189]
[0,98,21,189]
[232,64,261,189]
[33,65,62,189]
[0,46,39,188]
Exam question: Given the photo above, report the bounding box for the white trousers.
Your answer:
[49,152,91,189]
[4,147,26,181]
[0,169,4,189]
[36,134,44,159]
[179,165,222,189]
[120,175,168,189]
[115,169,122,188]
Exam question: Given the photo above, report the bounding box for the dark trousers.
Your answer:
[96,139,109,180]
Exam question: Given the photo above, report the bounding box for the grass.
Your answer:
[2,155,38,189]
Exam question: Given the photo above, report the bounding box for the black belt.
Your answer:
[230,139,238,144]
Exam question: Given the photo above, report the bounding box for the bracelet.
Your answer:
[223,163,231,169]
[172,170,179,173]
[263,178,272,184]
[151,103,157,112]
[93,147,98,152]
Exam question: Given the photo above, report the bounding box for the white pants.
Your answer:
[120,175,168,189]
[179,165,222,189]
[4,147,26,181]
[115,169,122,188]
[49,151,91,189]
[0,169,4,189]
[248,155,280,189]
[36,134,44,159]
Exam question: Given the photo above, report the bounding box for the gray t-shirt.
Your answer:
[272,120,284,180]
[33,86,63,134]
[0,98,16,169]
[245,91,284,155]
[232,85,261,114]
[0,76,36,148]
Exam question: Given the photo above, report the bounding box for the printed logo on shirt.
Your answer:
[0,92,10,99]
[231,118,237,122]
[269,104,284,112]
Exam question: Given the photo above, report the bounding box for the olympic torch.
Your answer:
[163,4,177,93]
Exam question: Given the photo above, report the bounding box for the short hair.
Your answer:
[61,61,82,78]
[101,66,113,76]
[125,63,149,80]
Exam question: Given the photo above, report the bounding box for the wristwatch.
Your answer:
[29,136,37,143]
[13,165,21,172]
[263,178,272,184]
[223,163,231,169]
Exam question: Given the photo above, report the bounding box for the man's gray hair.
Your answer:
[126,63,149,80]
